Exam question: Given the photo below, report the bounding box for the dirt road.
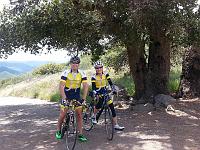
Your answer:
[0,96,200,150]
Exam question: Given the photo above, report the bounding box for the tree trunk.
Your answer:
[178,45,200,98]
[127,31,170,103]
[127,42,147,100]
[145,33,170,98]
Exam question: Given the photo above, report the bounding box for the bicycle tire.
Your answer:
[83,106,94,131]
[104,106,114,140]
[65,113,78,150]
[61,123,67,139]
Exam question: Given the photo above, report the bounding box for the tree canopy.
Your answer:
[1,0,198,58]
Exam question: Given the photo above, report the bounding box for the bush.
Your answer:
[32,63,65,75]
[168,68,181,93]
[50,92,61,102]
[113,72,135,96]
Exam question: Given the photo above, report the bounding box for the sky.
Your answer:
[0,50,70,62]
[0,0,9,12]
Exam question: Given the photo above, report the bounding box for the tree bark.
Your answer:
[145,32,170,98]
[178,45,200,98]
[127,31,170,103]
[127,41,147,100]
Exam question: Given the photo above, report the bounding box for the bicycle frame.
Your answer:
[85,91,114,140]
[96,92,112,120]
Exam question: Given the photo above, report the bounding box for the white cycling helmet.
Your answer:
[93,60,103,68]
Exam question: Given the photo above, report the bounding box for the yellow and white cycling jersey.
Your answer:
[60,69,87,90]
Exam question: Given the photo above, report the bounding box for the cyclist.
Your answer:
[55,56,89,142]
[91,60,125,131]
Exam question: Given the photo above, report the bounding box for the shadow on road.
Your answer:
[0,98,200,150]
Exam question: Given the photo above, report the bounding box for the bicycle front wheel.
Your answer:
[104,107,114,140]
[65,114,78,150]
[83,106,94,131]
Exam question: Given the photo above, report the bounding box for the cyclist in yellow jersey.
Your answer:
[55,56,89,142]
[91,60,124,131]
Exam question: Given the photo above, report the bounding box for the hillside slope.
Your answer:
[0,73,61,100]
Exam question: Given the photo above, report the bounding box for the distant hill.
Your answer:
[0,66,20,75]
[0,61,49,80]
[0,61,34,73]
[0,71,17,80]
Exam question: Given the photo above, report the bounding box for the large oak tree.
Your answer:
[0,0,199,101]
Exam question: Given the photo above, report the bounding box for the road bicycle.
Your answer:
[61,99,80,150]
[83,91,114,140]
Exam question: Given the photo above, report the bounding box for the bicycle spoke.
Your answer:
[65,115,78,150]
[105,107,114,140]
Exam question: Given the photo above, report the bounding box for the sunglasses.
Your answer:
[95,66,103,69]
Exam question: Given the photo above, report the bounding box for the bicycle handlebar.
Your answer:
[95,90,116,97]
[64,99,87,108]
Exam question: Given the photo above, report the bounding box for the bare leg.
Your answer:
[112,116,117,125]
[93,107,99,115]
[57,108,68,131]
[76,107,83,134]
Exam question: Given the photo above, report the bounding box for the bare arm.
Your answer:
[59,81,66,100]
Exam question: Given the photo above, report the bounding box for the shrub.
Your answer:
[50,92,61,102]
[113,72,135,96]
[32,63,65,75]
[168,68,181,93]
[33,92,39,98]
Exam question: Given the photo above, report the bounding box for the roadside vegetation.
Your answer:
[0,53,181,102]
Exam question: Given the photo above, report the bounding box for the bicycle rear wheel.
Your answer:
[83,106,94,131]
[104,107,114,140]
[65,114,78,150]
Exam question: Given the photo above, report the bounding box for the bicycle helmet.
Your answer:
[70,56,80,64]
[93,60,103,68]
